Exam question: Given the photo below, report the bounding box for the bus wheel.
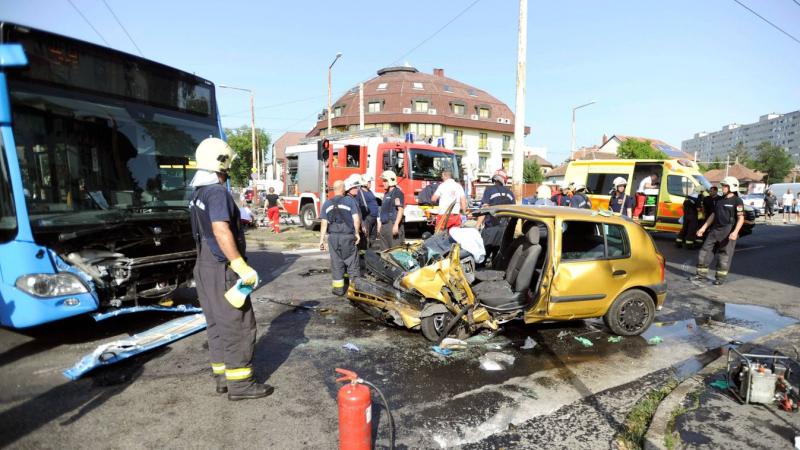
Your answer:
[300,204,316,230]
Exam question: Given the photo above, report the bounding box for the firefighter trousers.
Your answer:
[359,215,377,250]
[194,245,257,382]
[677,216,699,247]
[329,232,360,295]
[696,225,737,280]
[378,221,405,250]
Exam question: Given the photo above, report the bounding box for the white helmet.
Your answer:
[196,138,237,172]
[344,174,362,191]
[381,170,398,187]
[574,183,586,192]
[360,174,373,185]
[536,185,551,199]
[720,176,739,192]
[612,176,627,188]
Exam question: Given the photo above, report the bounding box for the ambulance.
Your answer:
[564,158,755,235]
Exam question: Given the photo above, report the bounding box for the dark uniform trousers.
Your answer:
[696,224,736,280]
[359,215,377,250]
[677,200,700,248]
[481,219,508,266]
[330,232,361,295]
[379,222,405,250]
[194,245,256,381]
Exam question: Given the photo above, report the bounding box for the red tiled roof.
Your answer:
[526,155,554,167]
[610,135,694,160]
[308,66,520,136]
[546,164,568,177]
[704,164,765,183]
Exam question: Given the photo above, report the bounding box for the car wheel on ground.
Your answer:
[603,288,655,336]
[420,310,469,342]
[300,203,316,230]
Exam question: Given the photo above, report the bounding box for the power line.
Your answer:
[102,0,143,56]
[731,0,800,45]
[66,0,110,46]
[792,0,800,8]
[390,0,482,66]
[221,94,330,117]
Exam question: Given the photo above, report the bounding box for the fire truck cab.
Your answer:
[283,134,459,230]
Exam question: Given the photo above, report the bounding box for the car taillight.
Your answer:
[656,253,665,283]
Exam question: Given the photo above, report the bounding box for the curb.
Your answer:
[643,323,800,450]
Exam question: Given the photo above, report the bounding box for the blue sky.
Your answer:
[3,0,799,163]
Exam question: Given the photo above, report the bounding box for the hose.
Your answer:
[361,379,395,450]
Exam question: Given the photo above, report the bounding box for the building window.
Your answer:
[478,156,488,172]
[503,135,511,151]
[479,132,488,150]
[468,89,477,97]
[453,129,463,147]
[443,84,453,93]
[408,123,442,138]
[377,83,388,91]
[412,82,424,90]
[502,157,510,171]
[334,106,344,117]
[368,102,381,113]
[478,107,490,119]
[414,101,429,113]
[452,104,465,115]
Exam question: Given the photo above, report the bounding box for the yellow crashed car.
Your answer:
[347,205,667,341]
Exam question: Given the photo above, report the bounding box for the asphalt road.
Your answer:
[0,224,798,449]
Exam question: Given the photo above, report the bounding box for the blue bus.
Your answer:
[0,23,222,328]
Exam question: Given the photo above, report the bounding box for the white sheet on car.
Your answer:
[448,227,486,264]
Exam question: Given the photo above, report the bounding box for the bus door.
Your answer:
[632,163,663,226]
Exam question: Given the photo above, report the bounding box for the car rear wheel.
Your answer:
[300,203,316,230]
[604,289,655,336]
[420,311,470,342]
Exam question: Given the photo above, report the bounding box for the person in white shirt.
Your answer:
[633,173,658,218]
[431,169,468,230]
[782,189,794,223]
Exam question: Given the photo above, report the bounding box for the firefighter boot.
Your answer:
[215,375,228,394]
[227,379,274,401]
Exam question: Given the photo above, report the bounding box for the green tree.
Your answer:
[523,159,544,184]
[708,157,724,171]
[728,141,752,167]
[753,141,793,183]
[224,126,271,187]
[616,139,667,159]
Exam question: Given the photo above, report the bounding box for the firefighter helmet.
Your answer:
[491,169,508,184]
[360,174,373,185]
[720,176,739,192]
[344,174,361,191]
[612,176,627,188]
[196,138,237,172]
[381,170,398,187]
[574,183,587,192]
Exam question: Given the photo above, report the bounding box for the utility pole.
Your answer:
[512,0,527,198]
[570,101,596,160]
[726,154,730,177]
[324,52,342,200]
[219,85,258,206]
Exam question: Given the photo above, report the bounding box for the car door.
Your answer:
[546,219,631,318]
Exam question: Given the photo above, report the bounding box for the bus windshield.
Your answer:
[0,144,17,242]
[10,84,217,230]
[409,149,459,181]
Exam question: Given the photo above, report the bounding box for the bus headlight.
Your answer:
[15,274,89,298]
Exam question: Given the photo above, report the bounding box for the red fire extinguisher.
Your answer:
[335,368,394,450]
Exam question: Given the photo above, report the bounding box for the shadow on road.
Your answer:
[253,301,315,382]
[0,348,166,447]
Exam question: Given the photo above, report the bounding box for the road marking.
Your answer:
[735,245,765,252]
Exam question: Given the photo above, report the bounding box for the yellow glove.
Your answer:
[230,257,258,286]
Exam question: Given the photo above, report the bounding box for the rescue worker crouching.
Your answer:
[320,179,361,296]
[693,177,745,285]
[476,169,515,264]
[378,170,405,249]
[189,137,272,401]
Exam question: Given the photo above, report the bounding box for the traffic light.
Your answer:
[317,139,330,161]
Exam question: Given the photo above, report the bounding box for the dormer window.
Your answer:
[412,82,424,90]
[377,83,388,91]
[468,89,477,97]
[443,84,453,93]
[334,106,344,117]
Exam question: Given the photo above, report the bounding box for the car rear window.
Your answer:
[561,221,630,261]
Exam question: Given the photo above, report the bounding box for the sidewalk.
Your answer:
[646,324,800,449]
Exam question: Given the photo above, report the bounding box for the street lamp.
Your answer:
[571,100,596,160]
[323,52,342,199]
[219,84,258,203]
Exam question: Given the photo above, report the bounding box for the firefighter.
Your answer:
[676,190,701,249]
[570,183,592,209]
[356,174,379,249]
[378,170,405,249]
[693,177,744,285]
[608,177,633,217]
[189,138,271,401]
[551,181,570,206]
[319,179,361,295]
[476,170,515,264]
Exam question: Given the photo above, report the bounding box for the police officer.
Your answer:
[355,174,379,249]
[570,183,592,209]
[189,138,272,401]
[476,170,515,263]
[319,179,361,295]
[608,177,633,217]
[378,170,405,249]
[676,190,701,249]
[693,177,745,285]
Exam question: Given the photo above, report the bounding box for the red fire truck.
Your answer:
[282,133,460,230]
